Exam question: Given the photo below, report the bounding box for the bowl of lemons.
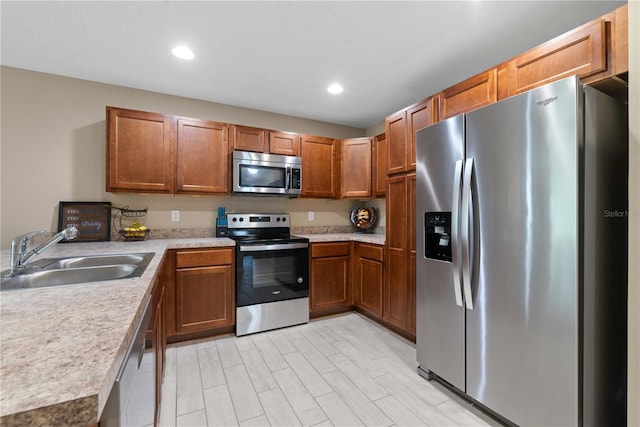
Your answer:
[119,221,150,241]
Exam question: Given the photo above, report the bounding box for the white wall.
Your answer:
[628,1,639,425]
[0,67,385,249]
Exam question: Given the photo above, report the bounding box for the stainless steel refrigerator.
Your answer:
[416,75,627,426]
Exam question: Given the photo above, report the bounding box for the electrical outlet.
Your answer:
[171,210,180,222]
[308,211,314,221]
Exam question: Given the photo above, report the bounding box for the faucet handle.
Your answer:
[13,230,47,245]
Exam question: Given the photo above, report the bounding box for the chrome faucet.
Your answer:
[9,226,79,274]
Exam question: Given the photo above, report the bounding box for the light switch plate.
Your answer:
[171,210,180,222]
[308,211,314,221]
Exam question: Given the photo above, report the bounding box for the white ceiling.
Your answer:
[0,1,626,129]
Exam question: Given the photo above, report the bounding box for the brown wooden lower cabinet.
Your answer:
[310,242,352,313]
[383,173,416,336]
[407,252,416,336]
[351,240,415,340]
[384,247,409,329]
[151,274,166,425]
[354,243,384,318]
[166,247,235,338]
[176,265,234,333]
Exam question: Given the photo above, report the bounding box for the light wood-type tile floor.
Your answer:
[158,312,498,427]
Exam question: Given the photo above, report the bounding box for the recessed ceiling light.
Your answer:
[172,45,194,60]
[327,83,344,94]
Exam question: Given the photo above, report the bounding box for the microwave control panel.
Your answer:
[291,168,301,190]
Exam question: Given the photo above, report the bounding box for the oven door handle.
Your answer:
[239,242,309,252]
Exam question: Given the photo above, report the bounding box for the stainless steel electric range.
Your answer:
[227,213,309,336]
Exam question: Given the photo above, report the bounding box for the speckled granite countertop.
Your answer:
[0,233,383,425]
[300,233,385,245]
[0,238,234,426]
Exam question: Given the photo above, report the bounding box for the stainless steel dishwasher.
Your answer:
[100,296,154,427]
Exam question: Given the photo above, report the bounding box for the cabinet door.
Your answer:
[152,276,166,424]
[301,135,339,198]
[310,255,351,312]
[355,243,384,318]
[507,20,607,95]
[176,118,230,194]
[269,131,300,156]
[439,68,497,120]
[176,264,234,333]
[386,97,437,176]
[341,137,372,199]
[373,133,387,197]
[407,173,417,335]
[406,99,438,172]
[232,125,267,153]
[385,111,407,176]
[384,175,408,329]
[106,107,174,193]
[310,242,351,312]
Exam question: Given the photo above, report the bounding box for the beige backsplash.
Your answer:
[107,194,386,240]
[109,225,385,241]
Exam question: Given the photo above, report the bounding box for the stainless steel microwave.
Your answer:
[232,150,302,196]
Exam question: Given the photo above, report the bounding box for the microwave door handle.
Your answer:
[285,166,291,191]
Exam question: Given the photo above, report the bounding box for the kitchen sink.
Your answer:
[1,252,155,291]
[31,253,152,270]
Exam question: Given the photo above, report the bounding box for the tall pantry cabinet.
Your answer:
[384,96,437,336]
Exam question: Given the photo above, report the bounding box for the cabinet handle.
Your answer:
[239,243,308,252]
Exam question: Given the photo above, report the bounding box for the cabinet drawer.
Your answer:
[358,244,383,262]
[311,242,350,258]
[176,248,233,268]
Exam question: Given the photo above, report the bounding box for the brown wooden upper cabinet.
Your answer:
[231,125,267,153]
[107,107,231,195]
[176,118,230,195]
[438,69,497,120]
[341,137,372,199]
[373,133,387,197]
[385,96,438,176]
[507,20,606,96]
[269,131,301,156]
[106,107,175,193]
[505,5,627,96]
[232,125,301,156]
[301,135,339,198]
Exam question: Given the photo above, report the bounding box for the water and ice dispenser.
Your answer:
[424,212,452,262]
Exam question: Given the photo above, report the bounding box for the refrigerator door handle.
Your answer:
[451,160,464,307]
[461,157,475,310]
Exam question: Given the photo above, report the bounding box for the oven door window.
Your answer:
[236,246,309,307]
[238,164,286,189]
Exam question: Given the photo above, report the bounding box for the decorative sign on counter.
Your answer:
[58,202,111,242]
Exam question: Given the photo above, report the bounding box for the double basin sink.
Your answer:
[1,252,155,291]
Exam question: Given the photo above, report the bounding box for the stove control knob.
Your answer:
[276,217,281,222]
[232,218,237,222]
[239,218,244,222]
[282,217,287,222]
[297,277,304,284]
